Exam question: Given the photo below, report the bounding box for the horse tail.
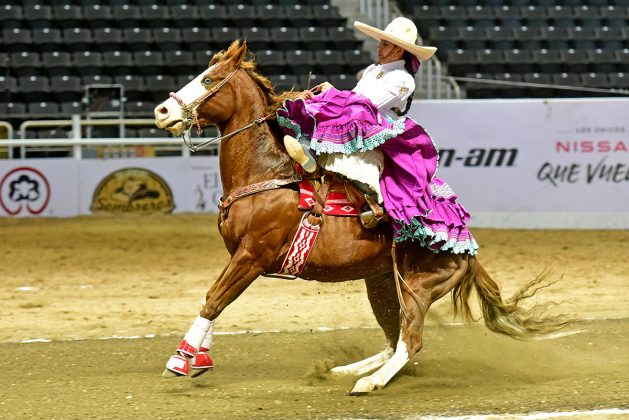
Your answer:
[452,257,571,340]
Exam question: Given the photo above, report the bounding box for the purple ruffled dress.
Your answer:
[277,88,478,255]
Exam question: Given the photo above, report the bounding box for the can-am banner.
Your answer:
[1,98,627,227]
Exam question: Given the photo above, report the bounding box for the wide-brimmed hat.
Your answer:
[354,17,437,61]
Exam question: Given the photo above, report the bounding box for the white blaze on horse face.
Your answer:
[154,65,216,132]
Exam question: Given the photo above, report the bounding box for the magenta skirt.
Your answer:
[277,88,478,255]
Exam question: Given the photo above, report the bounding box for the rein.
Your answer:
[169,66,272,152]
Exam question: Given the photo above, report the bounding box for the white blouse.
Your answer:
[352,60,415,121]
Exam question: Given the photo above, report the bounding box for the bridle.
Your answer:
[169,66,272,152]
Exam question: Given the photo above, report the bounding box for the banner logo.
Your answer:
[0,167,51,216]
[91,168,175,214]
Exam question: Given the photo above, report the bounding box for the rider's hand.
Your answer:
[315,82,334,93]
[296,90,314,100]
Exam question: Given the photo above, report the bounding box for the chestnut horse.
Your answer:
[154,40,568,394]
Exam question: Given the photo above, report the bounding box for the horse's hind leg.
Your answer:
[349,252,469,395]
[331,273,399,376]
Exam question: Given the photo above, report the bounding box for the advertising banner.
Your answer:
[0,159,79,218]
[2,98,627,228]
[409,98,629,227]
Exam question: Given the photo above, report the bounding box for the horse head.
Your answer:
[154,40,255,136]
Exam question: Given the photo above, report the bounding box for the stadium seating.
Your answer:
[401,0,629,98]
[0,0,369,135]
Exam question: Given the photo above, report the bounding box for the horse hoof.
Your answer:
[163,354,189,377]
[348,378,375,396]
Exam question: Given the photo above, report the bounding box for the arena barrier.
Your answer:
[1,98,628,228]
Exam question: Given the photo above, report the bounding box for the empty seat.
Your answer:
[314,50,345,75]
[413,5,443,29]
[211,27,241,50]
[256,50,286,75]
[19,75,50,102]
[123,27,153,51]
[2,28,32,53]
[242,27,272,51]
[562,49,591,73]
[298,26,329,50]
[446,50,478,76]
[523,72,553,97]
[82,75,113,86]
[313,4,344,28]
[193,50,216,67]
[169,5,200,29]
[114,75,145,101]
[0,76,18,93]
[126,101,155,116]
[589,50,618,73]
[112,5,141,28]
[581,72,609,88]
[609,72,629,89]
[145,74,175,98]
[141,4,170,28]
[343,49,373,74]
[328,26,362,50]
[133,51,164,76]
[4,102,27,116]
[63,27,93,52]
[24,5,52,29]
[198,4,229,27]
[460,26,488,50]
[32,28,63,50]
[137,127,170,138]
[152,27,182,52]
[255,4,287,28]
[227,4,257,28]
[182,27,211,51]
[269,74,298,92]
[9,51,41,75]
[270,27,300,50]
[464,73,497,99]
[286,5,315,27]
[285,50,314,75]
[50,75,82,102]
[61,101,83,116]
[73,51,103,76]
[83,4,112,29]
[103,50,134,76]
[478,49,506,74]
[504,49,535,73]
[53,5,82,27]
[328,74,355,91]
[534,49,563,73]
[163,50,197,75]
[28,101,61,116]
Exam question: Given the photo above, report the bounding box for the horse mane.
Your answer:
[209,40,298,117]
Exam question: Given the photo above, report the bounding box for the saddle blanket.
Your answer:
[298,180,359,216]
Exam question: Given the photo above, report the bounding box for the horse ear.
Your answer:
[231,39,248,67]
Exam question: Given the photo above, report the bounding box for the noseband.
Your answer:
[169,66,241,138]
[169,66,273,152]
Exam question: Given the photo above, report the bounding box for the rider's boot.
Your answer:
[283,135,317,173]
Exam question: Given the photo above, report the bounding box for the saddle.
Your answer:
[298,170,387,228]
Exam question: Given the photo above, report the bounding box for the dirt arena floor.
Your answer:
[1,214,628,419]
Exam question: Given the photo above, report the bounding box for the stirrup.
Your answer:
[359,210,382,228]
[283,135,317,173]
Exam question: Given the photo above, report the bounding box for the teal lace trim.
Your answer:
[277,115,303,141]
[395,217,479,256]
[311,118,407,155]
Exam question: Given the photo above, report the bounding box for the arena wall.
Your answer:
[1,98,628,228]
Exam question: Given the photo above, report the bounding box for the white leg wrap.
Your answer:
[199,321,214,351]
[330,347,395,376]
[350,337,410,394]
[178,317,212,357]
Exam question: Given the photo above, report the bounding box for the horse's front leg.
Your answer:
[163,244,272,377]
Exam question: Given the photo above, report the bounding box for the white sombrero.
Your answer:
[354,17,437,61]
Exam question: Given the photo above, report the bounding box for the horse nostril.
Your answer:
[157,106,169,116]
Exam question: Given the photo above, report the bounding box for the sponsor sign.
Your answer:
[188,156,222,212]
[0,159,79,217]
[409,98,629,227]
[90,167,175,214]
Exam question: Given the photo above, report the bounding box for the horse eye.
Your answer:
[203,77,212,84]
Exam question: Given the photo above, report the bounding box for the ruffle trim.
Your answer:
[310,118,407,155]
[277,115,303,140]
[394,216,479,256]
